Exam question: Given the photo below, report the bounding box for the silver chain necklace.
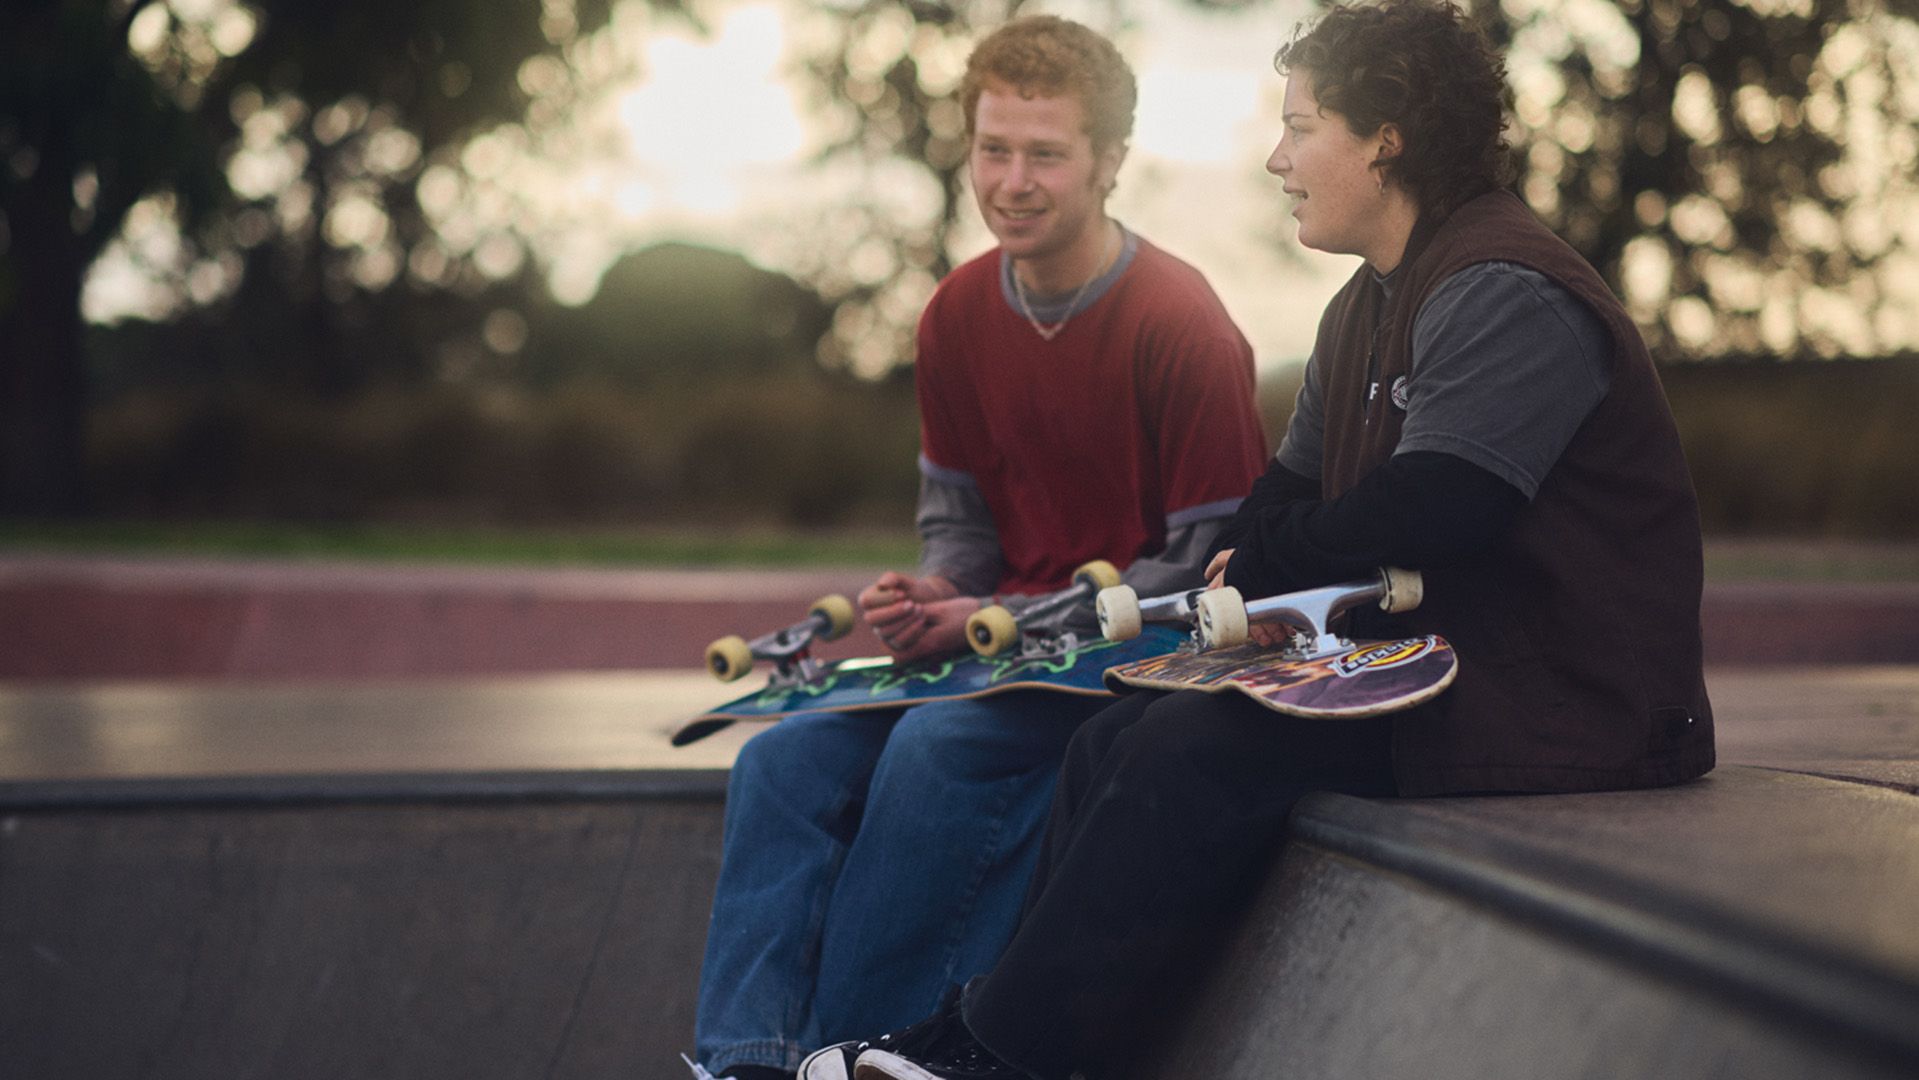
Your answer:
[1011,228,1118,341]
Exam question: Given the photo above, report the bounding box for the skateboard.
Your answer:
[963,560,1122,656]
[674,572,1189,746]
[1095,569,1457,718]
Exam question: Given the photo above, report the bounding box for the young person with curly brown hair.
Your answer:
[685,16,1268,1080]
[801,2,1713,1077]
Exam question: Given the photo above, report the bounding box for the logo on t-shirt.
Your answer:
[1390,375,1410,412]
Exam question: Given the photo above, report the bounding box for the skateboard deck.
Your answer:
[1104,634,1457,718]
[674,624,1193,746]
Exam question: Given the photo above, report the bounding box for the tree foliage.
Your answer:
[1490,0,1919,359]
[1,0,637,513]
[4,0,1917,521]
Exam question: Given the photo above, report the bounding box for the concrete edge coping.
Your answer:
[0,768,730,811]
[1292,773,1919,1070]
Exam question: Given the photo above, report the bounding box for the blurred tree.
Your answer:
[787,0,1917,368]
[0,0,643,515]
[1487,0,1919,360]
[524,241,836,387]
[7,0,1917,521]
[778,0,1023,375]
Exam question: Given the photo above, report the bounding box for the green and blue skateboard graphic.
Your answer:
[672,624,1191,746]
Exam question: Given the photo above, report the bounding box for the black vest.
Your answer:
[1320,191,1714,795]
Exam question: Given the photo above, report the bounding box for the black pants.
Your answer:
[960,688,1399,1079]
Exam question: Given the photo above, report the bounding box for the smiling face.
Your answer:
[1266,70,1412,268]
[969,81,1125,290]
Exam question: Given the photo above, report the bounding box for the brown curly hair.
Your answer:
[1277,0,1515,219]
[960,15,1137,156]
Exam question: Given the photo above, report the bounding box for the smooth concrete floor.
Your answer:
[0,666,1914,792]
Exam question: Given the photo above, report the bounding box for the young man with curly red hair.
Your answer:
[686,16,1268,1080]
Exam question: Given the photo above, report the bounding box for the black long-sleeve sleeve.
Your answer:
[1221,450,1526,598]
[1206,457,1322,562]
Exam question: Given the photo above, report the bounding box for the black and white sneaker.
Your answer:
[796,1039,863,1080]
[797,986,1021,1080]
[849,989,1023,1079]
[852,1043,1023,1080]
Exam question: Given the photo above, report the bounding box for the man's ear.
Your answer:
[1373,123,1404,166]
[1095,141,1128,193]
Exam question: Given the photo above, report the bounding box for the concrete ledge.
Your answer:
[3,662,1914,1077]
[1132,766,1919,1079]
[7,763,1914,1079]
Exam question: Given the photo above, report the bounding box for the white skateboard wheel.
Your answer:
[1073,559,1122,592]
[705,635,754,682]
[1378,568,1424,613]
[966,605,1021,657]
[1196,588,1249,650]
[1096,585,1142,641]
[810,594,857,640]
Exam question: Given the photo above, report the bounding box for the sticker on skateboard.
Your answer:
[1096,569,1457,718]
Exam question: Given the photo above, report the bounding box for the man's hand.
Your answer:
[1204,548,1234,590]
[858,572,978,662]
[1205,547,1292,648]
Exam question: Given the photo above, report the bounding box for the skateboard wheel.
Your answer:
[1073,559,1122,592]
[810,594,857,640]
[705,635,755,682]
[1196,588,1249,650]
[1378,568,1424,613]
[965,605,1021,657]
[1096,585,1142,641]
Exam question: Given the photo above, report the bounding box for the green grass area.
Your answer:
[0,519,921,568]
[1701,539,1919,583]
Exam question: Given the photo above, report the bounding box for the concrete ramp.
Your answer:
[2,668,1916,1078]
[1129,766,1919,1079]
[0,774,726,1080]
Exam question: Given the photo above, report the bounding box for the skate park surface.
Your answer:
[1,551,1915,1078]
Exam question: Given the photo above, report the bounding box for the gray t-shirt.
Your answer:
[1276,261,1612,500]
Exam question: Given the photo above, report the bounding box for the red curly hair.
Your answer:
[960,15,1137,156]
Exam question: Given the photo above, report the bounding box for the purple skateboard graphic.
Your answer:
[1103,633,1456,718]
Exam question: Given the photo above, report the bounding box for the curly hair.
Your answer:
[1277,0,1515,219]
[960,15,1138,155]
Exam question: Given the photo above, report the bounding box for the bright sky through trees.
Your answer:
[85,0,1360,369]
[586,0,1353,368]
[78,0,1919,372]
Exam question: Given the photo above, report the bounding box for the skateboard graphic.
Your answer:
[674,562,1188,747]
[1096,569,1457,718]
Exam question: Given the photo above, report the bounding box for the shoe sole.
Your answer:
[853,1050,945,1080]
[798,1044,860,1080]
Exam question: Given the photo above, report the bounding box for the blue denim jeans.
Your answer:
[694,691,1104,1075]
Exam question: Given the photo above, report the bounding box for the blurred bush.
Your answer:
[1258,355,1917,540]
[83,353,1917,539]
[1661,356,1919,539]
[88,371,921,529]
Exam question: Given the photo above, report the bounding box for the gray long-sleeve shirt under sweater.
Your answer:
[914,472,1232,637]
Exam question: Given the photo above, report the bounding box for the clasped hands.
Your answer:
[859,571,984,663]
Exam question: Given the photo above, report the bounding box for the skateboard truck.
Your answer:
[1098,568,1424,654]
[964,560,1123,659]
[705,595,857,688]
